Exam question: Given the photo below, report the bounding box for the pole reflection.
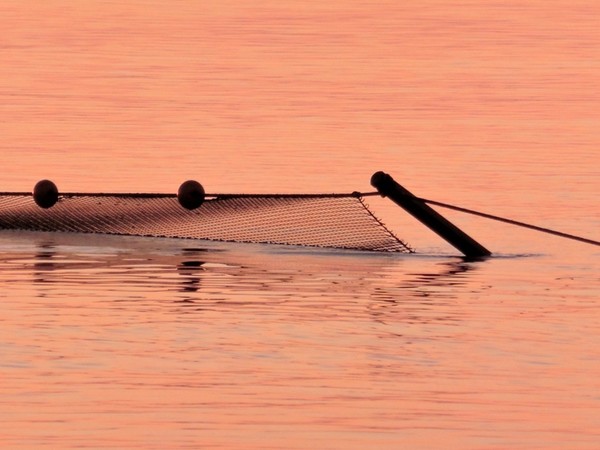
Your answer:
[367,257,484,325]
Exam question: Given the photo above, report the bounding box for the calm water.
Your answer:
[1,1,599,448]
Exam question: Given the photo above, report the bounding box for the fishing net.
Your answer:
[0,192,412,253]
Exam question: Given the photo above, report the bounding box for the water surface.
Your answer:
[0,1,599,448]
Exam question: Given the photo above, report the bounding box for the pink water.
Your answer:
[0,1,599,448]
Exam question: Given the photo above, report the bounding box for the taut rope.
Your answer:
[418,197,600,247]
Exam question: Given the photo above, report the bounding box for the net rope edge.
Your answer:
[0,191,382,199]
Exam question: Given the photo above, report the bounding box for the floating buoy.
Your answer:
[177,180,205,210]
[33,179,59,209]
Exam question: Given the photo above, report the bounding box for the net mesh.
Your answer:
[0,193,412,253]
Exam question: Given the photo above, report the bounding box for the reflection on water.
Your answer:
[18,232,481,311]
[1,231,599,449]
[368,259,475,326]
[177,259,205,294]
[33,243,57,282]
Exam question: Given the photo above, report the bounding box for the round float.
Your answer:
[33,179,59,209]
[177,180,205,210]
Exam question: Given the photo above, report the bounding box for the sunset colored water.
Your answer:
[1,1,599,449]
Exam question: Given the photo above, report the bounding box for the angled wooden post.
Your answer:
[371,171,492,258]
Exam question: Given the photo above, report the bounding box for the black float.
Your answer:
[177,180,205,210]
[32,179,59,209]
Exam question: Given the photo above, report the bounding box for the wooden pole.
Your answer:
[371,171,492,258]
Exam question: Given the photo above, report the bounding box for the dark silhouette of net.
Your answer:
[0,193,412,252]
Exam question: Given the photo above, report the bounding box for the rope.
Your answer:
[210,192,380,199]
[417,197,600,247]
[0,191,382,199]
